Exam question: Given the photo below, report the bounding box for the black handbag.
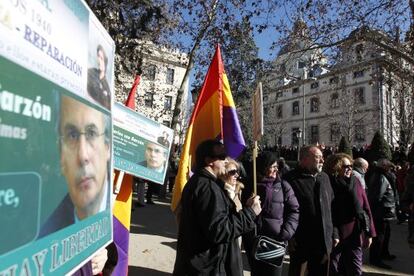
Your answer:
[252,235,286,267]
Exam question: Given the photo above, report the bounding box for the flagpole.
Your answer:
[114,171,125,194]
[252,82,263,196]
[253,141,258,195]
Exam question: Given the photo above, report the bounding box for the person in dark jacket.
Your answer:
[367,159,397,269]
[324,153,376,276]
[173,139,262,276]
[284,146,339,276]
[87,45,111,109]
[277,157,291,178]
[401,162,414,249]
[353,157,369,191]
[244,151,299,276]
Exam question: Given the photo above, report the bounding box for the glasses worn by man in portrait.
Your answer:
[61,125,105,148]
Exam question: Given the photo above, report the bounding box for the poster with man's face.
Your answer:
[0,1,114,275]
[113,103,174,185]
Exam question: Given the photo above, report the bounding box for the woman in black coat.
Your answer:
[324,153,376,275]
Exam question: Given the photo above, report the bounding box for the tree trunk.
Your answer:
[171,0,220,141]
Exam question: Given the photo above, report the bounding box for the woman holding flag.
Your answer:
[244,151,299,276]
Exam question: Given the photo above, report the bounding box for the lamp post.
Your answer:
[302,68,307,146]
[296,128,302,161]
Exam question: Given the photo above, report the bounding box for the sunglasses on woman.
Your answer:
[342,164,353,169]
[227,169,239,176]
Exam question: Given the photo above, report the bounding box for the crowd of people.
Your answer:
[173,139,414,276]
[263,144,411,164]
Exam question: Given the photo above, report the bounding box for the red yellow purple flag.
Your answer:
[112,75,141,275]
[171,45,246,211]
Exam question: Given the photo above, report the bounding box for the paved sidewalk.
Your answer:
[128,194,414,275]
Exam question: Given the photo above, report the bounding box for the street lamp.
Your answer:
[289,66,315,147]
[302,68,307,146]
[296,128,302,161]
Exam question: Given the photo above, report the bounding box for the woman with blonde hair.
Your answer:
[219,158,244,212]
[324,153,376,276]
[218,157,245,261]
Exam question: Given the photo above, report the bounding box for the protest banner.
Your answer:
[0,1,114,274]
[113,102,173,185]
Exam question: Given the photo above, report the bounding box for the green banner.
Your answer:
[0,0,114,274]
[113,103,173,184]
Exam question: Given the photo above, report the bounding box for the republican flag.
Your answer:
[112,75,140,275]
[124,75,141,108]
[171,45,245,212]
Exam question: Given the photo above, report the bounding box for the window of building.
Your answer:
[386,90,391,105]
[330,93,339,109]
[354,87,365,105]
[292,87,299,94]
[310,97,320,113]
[354,124,365,142]
[291,127,300,145]
[353,70,364,78]
[298,61,306,69]
[277,105,283,118]
[144,92,154,108]
[292,101,300,115]
[145,64,156,81]
[330,123,340,142]
[166,68,175,84]
[310,82,319,89]
[355,44,364,61]
[310,125,319,144]
[164,96,172,110]
[329,76,339,84]
[264,95,269,101]
[264,107,268,114]
[276,92,283,98]
[162,120,170,127]
[277,136,282,146]
[308,70,315,78]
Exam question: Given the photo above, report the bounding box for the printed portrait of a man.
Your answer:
[39,95,110,237]
[140,142,167,173]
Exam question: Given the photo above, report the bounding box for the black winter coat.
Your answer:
[329,175,360,227]
[173,169,257,276]
[367,168,397,220]
[284,168,338,256]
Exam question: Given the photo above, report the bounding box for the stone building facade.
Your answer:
[260,25,413,149]
[114,41,190,145]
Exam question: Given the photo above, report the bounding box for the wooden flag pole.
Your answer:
[114,171,125,194]
[253,141,258,195]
